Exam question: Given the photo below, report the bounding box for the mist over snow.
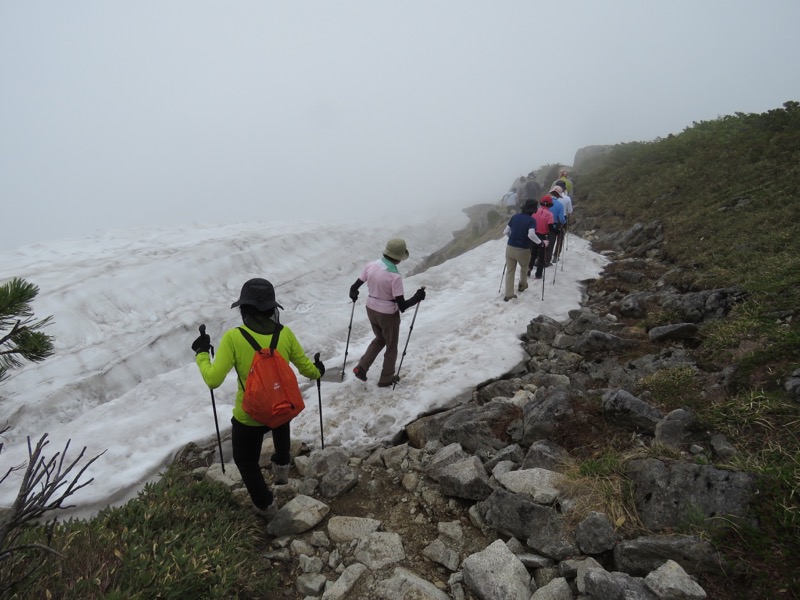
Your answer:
[0,209,606,518]
[2,2,799,251]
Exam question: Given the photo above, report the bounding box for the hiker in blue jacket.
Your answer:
[502,199,544,301]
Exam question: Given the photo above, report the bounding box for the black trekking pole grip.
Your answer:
[314,352,325,449]
[199,324,214,358]
[200,324,225,473]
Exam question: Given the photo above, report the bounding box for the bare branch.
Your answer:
[0,433,104,592]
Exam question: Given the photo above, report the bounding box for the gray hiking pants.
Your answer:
[358,307,400,385]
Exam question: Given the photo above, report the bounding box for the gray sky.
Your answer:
[2,1,798,251]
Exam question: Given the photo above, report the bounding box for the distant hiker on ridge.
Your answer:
[192,278,324,519]
[502,189,518,215]
[503,198,544,301]
[512,176,528,209]
[524,176,542,207]
[552,168,574,197]
[349,239,426,388]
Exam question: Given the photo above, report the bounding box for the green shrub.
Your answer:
[4,466,277,599]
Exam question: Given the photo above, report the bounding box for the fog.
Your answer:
[2,1,798,251]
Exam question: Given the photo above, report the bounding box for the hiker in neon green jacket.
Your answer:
[192,278,323,518]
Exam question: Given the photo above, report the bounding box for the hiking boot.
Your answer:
[377,375,400,388]
[252,500,278,521]
[534,275,543,280]
[544,261,553,268]
[503,295,517,302]
[272,462,290,485]
[353,366,367,381]
[517,283,528,292]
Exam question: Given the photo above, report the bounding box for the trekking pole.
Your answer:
[540,246,547,301]
[556,228,565,262]
[200,324,225,473]
[340,300,356,381]
[393,287,425,390]
[553,230,563,284]
[498,263,506,294]
[314,352,324,449]
[552,249,559,285]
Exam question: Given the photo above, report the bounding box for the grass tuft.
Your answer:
[1,464,278,599]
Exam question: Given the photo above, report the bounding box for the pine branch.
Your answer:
[0,321,21,348]
[0,279,39,329]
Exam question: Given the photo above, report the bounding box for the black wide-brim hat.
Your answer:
[231,278,284,311]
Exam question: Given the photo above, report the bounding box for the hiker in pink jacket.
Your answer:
[348,239,426,387]
[528,195,555,279]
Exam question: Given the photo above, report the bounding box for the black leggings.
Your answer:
[529,241,547,277]
[231,417,290,509]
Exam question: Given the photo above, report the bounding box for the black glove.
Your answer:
[191,332,211,355]
[413,287,426,302]
[314,358,326,378]
[349,281,360,302]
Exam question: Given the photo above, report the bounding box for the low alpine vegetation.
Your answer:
[2,464,277,599]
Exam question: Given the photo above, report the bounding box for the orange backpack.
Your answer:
[236,326,305,428]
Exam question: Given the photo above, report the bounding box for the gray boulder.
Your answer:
[353,531,405,570]
[660,287,746,323]
[462,539,532,600]
[480,489,562,544]
[564,307,617,335]
[521,389,573,445]
[426,443,470,481]
[572,330,636,355]
[441,399,524,454]
[485,443,525,471]
[785,368,800,401]
[602,389,663,433]
[626,458,755,530]
[575,511,617,555]
[374,567,452,600]
[495,468,565,505]
[583,568,658,600]
[437,456,492,501]
[614,534,725,576]
[654,409,696,448]
[644,559,707,599]
[526,315,563,344]
[709,434,737,460]
[321,563,368,600]
[530,577,572,600]
[406,406,465,449]
[619,292,655,318]
[648,323,699,342]
[521,439,569,470]
[267,494,330,537]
